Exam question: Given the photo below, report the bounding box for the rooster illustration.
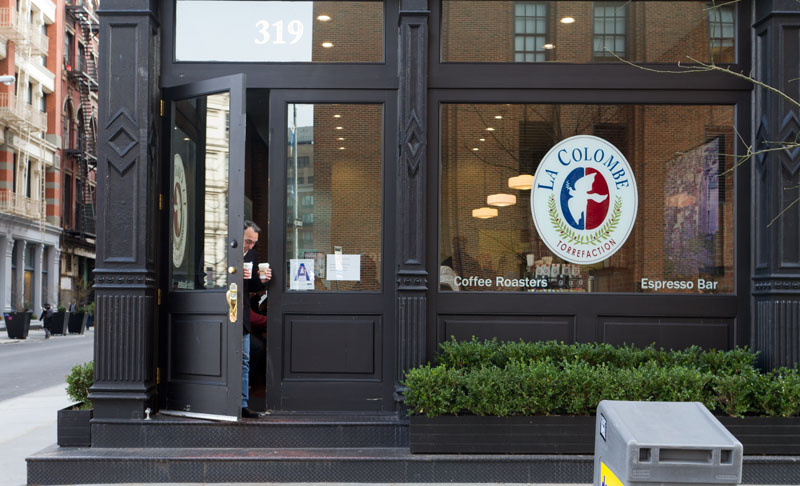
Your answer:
[566,172,608,227]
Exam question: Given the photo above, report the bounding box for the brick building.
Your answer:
[0,0,96,317]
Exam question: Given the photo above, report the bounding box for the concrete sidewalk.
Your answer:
[0,384,71,486]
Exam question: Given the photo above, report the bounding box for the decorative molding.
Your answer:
[778,111,800,175]
[755,114,769,168]
[397,270,428,291]
[402,109,425,177]
[753,277,800,293]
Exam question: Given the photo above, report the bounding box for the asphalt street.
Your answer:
[0,326,94,400]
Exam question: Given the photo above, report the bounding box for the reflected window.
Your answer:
[593,2,627,60]
[286,103,382,291]
[514,2,548,62]
[440,104,735,294]
[708,3,735,62]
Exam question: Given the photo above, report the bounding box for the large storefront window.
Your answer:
[441,1,737,64]
[175,1,384,63]
[286,103,382,291]
[440,104,735,294]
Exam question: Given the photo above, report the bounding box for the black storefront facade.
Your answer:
[29,0,800,483]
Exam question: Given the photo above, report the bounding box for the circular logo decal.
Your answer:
[531,135,637,264]
[172,154,188,268]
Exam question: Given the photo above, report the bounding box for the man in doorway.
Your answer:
[242,220,271,418]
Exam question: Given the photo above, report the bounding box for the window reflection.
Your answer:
[440,104,735,294]
[170,92,230,290]
[286,103,383,291]
[442,1,736,64]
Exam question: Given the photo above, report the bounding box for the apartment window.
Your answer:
[301,194,314,206]
[12,153,16,193]
[26,83,32,105]
[514,2,547,62]
[708,3,735,63]
[65,32,74,69]
[39,93,46,112]
[64,173,72,227]
[593,1,627,59]
[25,161,31,197]
[77,44,85,73]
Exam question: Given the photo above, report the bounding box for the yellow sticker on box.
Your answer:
[600,461,625,486]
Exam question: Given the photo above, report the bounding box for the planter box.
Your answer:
[3,311,32,339]
[67,312,86,334]
[410,415,596,454]
[47,312,68,335]
[57,404,92,447]
[410,415,800,455]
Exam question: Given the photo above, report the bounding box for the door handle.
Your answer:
[225,283,237,323]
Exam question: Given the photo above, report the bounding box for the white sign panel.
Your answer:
[289,258,315,290]
[531,135,638,264]
[175,1,313,62]
[326,254,361,281]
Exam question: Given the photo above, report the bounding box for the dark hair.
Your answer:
[244,220,261,233]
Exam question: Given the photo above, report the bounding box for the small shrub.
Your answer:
[65,361,94,410]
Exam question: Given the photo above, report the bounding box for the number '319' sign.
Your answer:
[255,20,304,45]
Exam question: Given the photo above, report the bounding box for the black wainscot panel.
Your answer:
[598,316,733,350]
[438,315,575,344]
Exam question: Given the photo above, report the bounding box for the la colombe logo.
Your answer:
[531,135,638,264]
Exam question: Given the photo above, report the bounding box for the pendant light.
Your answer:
[487,193,516,207]
[508,174,534,190]
[472,207,498,219]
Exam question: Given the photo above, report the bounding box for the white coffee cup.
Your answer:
[258,263,270,281]
[243,262,253,278]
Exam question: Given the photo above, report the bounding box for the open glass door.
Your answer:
[162,74,246,420]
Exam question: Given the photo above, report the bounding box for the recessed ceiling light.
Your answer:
[322,42,334,48]
[486,127,495,131]
[560,16,575,24]
[337,137,345,141]
[183,137,190,141]
[333,114,341,118]
[472,147,479,151]
[495,115,503,119]
[317,15,331,22]
[336,126,343,130]
[543,43,555,50]
[479,138,486,142]
[338,146,346,150]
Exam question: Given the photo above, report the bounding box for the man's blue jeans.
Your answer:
[242,333,250,408]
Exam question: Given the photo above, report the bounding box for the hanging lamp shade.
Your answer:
[508,174,534,190]
[487,193,516,207]
[472,207,498,219]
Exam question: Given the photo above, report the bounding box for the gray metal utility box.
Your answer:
[594,401,742,486]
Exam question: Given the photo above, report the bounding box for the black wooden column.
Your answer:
[396,0,429,399]
[752,0,800,369]
[91,0,160,419]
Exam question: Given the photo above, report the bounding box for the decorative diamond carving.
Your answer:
[779,112,800,175]
[403,110,425,178]
[755,115,769,169]
[109,127,136,158]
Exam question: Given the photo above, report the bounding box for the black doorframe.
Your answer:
[426,88,752,359]
[158,74,247,420]
[265,89,399,411]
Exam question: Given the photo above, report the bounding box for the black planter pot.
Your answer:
[3,311,32,339]
[409,414,800,455]
[57,403,92,447]
[47,311,68,335]
[67,312,86,334]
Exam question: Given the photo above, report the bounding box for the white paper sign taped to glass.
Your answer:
[289,259,315,290]
[326,254,361,281]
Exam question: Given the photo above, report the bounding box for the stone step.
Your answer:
[26,445,800,485]
[91,412,409,449]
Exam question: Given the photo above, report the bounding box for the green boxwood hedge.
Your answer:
[403,338,800,418]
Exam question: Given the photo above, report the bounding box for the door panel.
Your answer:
[162,74,246,420]
[266,90,397,412]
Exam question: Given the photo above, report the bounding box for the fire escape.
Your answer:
[66,0,97,238]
